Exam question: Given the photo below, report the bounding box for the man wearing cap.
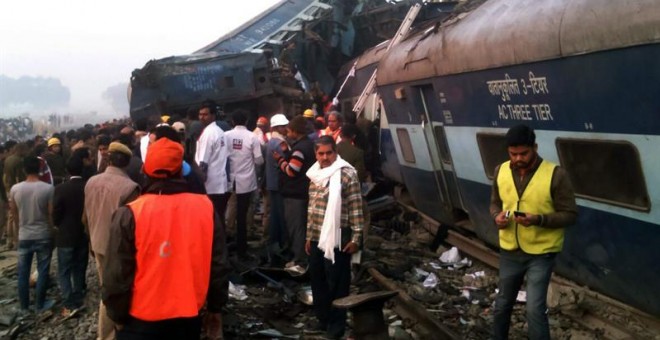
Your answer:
[102,138,228,340]
[303,109,315,135]
[265,114,289,264]
[253,116,270,146]
[43,137,66,185]
[172,121,186,142]
[84,142,139,340]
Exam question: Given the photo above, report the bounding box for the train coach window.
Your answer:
[476,133,509,179]
[223,76,235,88]
[556,139,650,211]
[396,128,416,163]
[433,126,452,164]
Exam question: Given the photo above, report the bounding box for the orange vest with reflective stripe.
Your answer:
[127,193,214,321]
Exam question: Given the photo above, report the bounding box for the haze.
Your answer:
[0,0,279,119]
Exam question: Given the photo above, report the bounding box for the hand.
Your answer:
[203,312,223,340]
[272,151,282,163]
[305,240,311,255]
[342,241,359,254]
[514,213,539,227]
[494,211,509,229]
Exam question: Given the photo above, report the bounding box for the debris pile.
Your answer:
[0,202,651,339]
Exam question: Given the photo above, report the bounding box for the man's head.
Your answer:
[47,138,62,154]
[326,111,342,132]
[314,116,325,130]
[270,114,289,135]
[506,124,538,169]
[231,109,248,126]
[4,140,17,153]
[339,123,358,142]
[72,147,92,167]
[78,130,93,144]
[107,142,133,168]
[115,133,135,150]
[97,135,112,160]
[257,116,268,128]
[153,125,181,143]
[120,125,135,136]
[66,154,84,177]
[199,100,218,126]
[23,156,41,176]
[172,122,186,140]
[143,138,184,179]
[286,116,307,140]
[314,135,337,168]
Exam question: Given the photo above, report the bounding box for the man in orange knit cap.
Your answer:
[101,138,228,340]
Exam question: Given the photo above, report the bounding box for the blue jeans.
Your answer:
[18,239,54,310]
[57,243,89,309]
[493,250,556,340]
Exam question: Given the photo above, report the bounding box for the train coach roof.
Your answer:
[377,0,660,85]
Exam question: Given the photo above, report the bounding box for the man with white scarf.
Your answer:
[305,135,364,339]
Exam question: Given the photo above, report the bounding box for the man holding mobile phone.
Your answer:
[490,124,578,340]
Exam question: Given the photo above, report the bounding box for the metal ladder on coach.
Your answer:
[352,3,421,116]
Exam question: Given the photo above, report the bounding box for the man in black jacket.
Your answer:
[53,156,89,315]
[273,116,315,270]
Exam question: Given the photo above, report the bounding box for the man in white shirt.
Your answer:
[195,100,230,224]
[225,109,264,260]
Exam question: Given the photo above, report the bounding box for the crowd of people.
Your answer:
[0,101,376,339]
[0,116,33,143]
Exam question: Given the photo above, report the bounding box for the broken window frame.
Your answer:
[556,138,650,212]
[476,132,509,179]
[396,128,416,163]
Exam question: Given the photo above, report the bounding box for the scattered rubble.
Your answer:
[0,203,657,339]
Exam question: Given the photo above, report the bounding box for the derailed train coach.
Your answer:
[128,0,333,122]
[342,0,660,316]
[128,52,284,120]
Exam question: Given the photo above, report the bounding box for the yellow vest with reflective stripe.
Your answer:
[497,160,564,254]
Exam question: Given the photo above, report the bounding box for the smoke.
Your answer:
[102,82,130,115]
[0,75,70,115]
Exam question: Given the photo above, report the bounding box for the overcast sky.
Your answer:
[0,0,279,116]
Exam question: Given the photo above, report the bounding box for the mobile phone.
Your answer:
[504,211,511,219]
[514,211,526,217]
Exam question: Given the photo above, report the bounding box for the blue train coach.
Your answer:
[362,0,660,316]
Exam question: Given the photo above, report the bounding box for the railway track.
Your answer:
[395,200,660,340]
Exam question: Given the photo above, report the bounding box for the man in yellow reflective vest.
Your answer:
[490,124,577,340]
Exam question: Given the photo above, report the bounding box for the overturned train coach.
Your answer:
[128,0,332,122]
[340,0,660,316]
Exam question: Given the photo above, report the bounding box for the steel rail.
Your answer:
[395,200,659,339]
[368,267,460,340]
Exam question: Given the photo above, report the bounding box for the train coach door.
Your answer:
[416,85,462,212]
